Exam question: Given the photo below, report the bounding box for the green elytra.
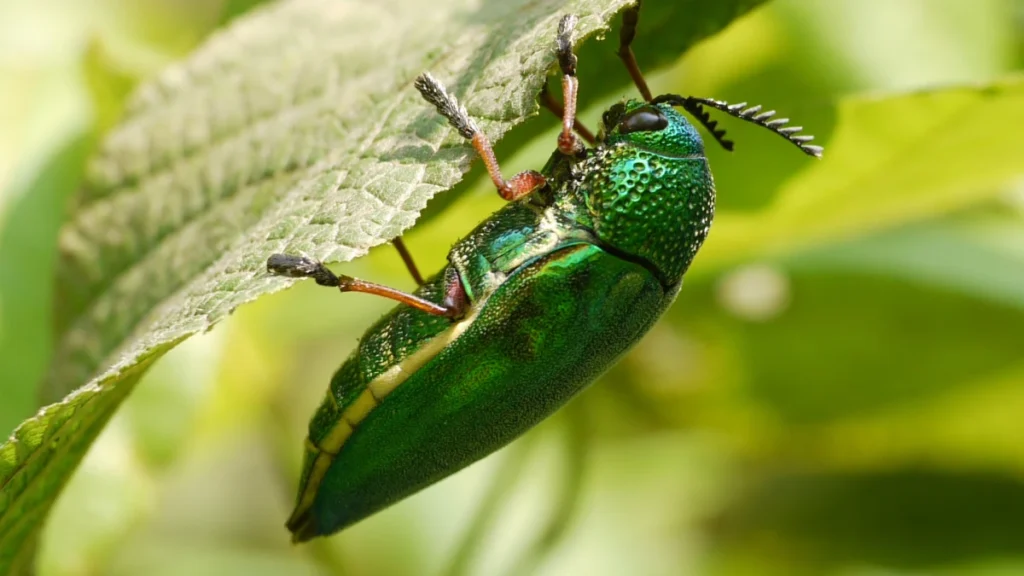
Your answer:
[267,5,822,542]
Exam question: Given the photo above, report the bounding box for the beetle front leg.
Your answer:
[618,0,653,102]
[415,73,546,202]
[267,253,467,319]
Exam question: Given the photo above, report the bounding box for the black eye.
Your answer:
[618,107,668,134]
[603,103,626,132]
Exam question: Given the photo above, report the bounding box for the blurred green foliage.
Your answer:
[1,0,1023,575]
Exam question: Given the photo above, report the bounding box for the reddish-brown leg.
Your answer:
[539,83,595,145]
[469,133,547,201]
[392,237,425,286]
[618,1,653,102]
[415,73,547,203]
[554,15,585,157]
[266,253,468,319]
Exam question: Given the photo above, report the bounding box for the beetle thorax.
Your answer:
[581,105,716,286]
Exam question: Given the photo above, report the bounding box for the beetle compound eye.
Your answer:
[618,107,668,134]
[602,102,627,131]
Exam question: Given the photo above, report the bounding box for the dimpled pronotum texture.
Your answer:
[586,104,715,283]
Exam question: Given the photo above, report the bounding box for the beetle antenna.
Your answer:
[677,98,733,152]
[651,94,823,158]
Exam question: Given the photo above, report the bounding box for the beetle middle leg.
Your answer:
[539,83,595,146]
[415,73,546,203]
[267,253,467,319]
[550,15,588,157]
[391,237,425,286]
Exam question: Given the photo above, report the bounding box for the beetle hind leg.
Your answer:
[266,253,468,319]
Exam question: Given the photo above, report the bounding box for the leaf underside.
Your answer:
[0,0,769,569]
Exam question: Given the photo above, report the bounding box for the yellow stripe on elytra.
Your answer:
[291,310,480,521]
[341,389,378,427]
[320,417,353,455]
[287,439,336,528]
[367,310,477,400]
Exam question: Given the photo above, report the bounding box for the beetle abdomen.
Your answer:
[287,271,463,538]
[291,243,671,540]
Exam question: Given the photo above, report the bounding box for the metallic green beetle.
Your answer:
[268,6,822,542]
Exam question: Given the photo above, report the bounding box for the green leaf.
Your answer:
[786,218,1024,311]
[711,468,1024,571]
[696,75,1024,272]
[728,269,1024,423]
[0,0,765,570]
[0,135,93,442]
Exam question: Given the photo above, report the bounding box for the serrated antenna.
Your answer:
[679,98,734,151]
[650,94,823,158]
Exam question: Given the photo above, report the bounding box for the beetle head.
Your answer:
[599,99,706,159]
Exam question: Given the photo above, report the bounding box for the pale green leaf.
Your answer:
[696,76,1024,271]
[0,136,93,441]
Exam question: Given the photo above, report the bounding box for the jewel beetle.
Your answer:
[268,4,822,542]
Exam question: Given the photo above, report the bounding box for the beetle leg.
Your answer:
[618,0,653,102]
[335,275,459,318]
[267,253,464,319]
[554,15,587,157]
[539,83,595,146]
[415,73,546,202]
[392,237,425,286]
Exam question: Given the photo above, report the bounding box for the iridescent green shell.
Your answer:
[288,99,714,541]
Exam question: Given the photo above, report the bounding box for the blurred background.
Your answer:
[2,0,1024,574]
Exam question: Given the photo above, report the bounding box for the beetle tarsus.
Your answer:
[267,253,339,286]
[414,72,479,140]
